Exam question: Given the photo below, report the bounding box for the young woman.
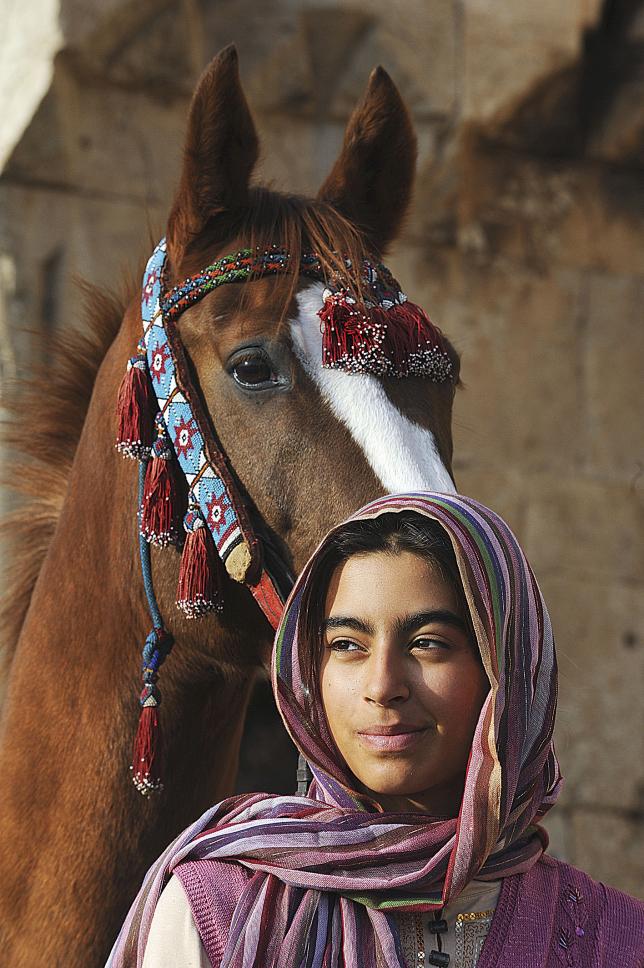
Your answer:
[108,493,644,968]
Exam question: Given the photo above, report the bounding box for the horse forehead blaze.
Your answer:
[291,282,456,495]
[171,251,457,498]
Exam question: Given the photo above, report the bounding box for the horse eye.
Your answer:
[230,353,278,389]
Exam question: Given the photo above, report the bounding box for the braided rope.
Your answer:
[137,459,164,629]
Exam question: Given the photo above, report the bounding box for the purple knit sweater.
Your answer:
[174,854,644,967]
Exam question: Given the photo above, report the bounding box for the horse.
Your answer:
[0,46,460,967]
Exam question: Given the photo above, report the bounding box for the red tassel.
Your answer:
[318,290,385,374]
[116,354,156,459]
[383,301,453,381]
[140,418,186,546]
[176,509,225,618]
[318,290,453,381]
[131,701,162,796]
[130,627,173,796]
[140,457,185,547]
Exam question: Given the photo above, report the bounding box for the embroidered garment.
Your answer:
[107,492,570,968]
[396,880,500,967]
[141,874,501,968]
[142,874,500,968]
[150,855,644,967]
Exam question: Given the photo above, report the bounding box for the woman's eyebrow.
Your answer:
[394,610,467,636]
[323,616,375,634]
[323,611,467,636]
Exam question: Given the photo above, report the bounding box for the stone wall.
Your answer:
[0,0,642,896]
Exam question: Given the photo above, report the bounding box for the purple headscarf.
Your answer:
[108,492,562,967]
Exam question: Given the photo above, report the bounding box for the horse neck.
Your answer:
[0,305,266,965]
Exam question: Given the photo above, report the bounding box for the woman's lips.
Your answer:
[357,726,430,752]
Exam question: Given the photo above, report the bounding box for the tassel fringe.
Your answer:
[318,291,453,381]
[140,414,186,546]
[116,341,156,458]
[176,507,225,618]
[379,301,453,381]
[319,289,385,375]
[131,702,162,796]
[131,627,174,796]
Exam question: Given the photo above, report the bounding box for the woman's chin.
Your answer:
[351,762,463,816]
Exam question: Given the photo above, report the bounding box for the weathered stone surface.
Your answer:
[539,574,644,811]
[7,65,187,204]
[446,465,527,539]
[256,116,345,195]
[0,0,62,169]
[583,272,644,479]
[58,0,158,49]
[540,809,571,864]
[569,808,644,899]
[0,182,163,358]
[395,245,586,475]
[415,141,644,278]
[523,476,644,585]
[589,72,644,166]
[551,167,644,277]
[630,7,644,42]
[326,0,458,120]
[462,0,603,121]
[0,252,18,383]
[243,0,457,122]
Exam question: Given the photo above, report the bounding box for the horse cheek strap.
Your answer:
[116,238,280,796]
[115,237,453,796]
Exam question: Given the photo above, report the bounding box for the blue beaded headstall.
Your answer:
[116,238,453,794]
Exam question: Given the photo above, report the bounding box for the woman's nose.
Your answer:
[364,649,410,706]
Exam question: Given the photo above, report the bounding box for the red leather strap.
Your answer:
[249,570,285,631]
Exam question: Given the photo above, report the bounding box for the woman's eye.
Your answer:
[328,639,362,653]
[230,354,278,389]
[411,637,448,652]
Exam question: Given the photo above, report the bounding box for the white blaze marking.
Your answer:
[290,284,456,494]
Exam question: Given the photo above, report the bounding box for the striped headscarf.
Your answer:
[108,493,562,968]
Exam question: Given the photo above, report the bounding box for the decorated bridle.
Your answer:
[116,237,453,795]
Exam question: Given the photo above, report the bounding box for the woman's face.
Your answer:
[320,550,489,815]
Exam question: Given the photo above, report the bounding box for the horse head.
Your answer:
[154,45,458,582]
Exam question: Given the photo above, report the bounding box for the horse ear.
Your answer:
[167,45,259,265]
[317,67,417,255]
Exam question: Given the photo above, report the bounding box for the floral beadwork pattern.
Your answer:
[141,239,245,571]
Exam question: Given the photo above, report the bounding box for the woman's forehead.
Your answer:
[324,551,462,622]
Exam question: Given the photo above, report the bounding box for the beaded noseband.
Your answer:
[116,238,453,795]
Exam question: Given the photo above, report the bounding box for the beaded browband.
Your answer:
[116,238,452,795]
[161,244,454,380]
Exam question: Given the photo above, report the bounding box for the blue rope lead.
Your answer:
[131,459,175,795]
[138,458,163,629]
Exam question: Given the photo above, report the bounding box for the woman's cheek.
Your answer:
[325,670,351,711]
[323,665,360,738]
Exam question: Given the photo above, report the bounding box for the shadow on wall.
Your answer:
[487,0,644,164]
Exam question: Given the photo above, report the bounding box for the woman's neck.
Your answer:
[363,775,465,817]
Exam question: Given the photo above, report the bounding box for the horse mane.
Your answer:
[0,281,133,671]
[0,188,373,673]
